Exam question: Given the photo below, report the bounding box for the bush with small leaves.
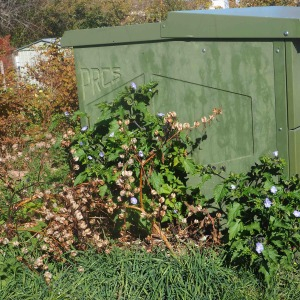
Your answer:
[67,82,222,247]
[213,153,300,284]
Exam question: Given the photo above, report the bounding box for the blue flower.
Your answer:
[87,156,93,160]
[81,126,88,132]
[138,150,144,158]
[255,242,264,254]
[270,186,277,194]
[273,150,278,157]
[293,210,300,217]
[173,209,178,214]
[264,198,272,208]
[109,132,114,137]
[79,141,84,146]
[157,112,165,117]
[130,197,138,205]
[64,111,70,117]
[99,151,105,158]
[130,82,137,90]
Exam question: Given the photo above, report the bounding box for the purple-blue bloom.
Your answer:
[130,197,138,205]
[270,186,277,194]
[87,156,93,160]
[255,242,264,254]
[64,111,70,117]
[293,210,300,217]
[109,132,114,137]
[157,113,165,117]
[264,198,272,208]
[173,209,178,214]
[130,82,137,90]
[99,151,105,158]
[273,150,278,157]
[81,126,88,132]
[79,141,84,146]
[138,150,144,158]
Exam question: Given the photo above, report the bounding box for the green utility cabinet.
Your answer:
[62,6,300,176]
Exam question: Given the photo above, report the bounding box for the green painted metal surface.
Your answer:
[273,42,289,175]
[61,6,300,176]
[62,23,162,47]
[162,7,300,39]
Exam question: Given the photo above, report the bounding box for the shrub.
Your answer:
[0,41,78,145]
[214,154,300,284]
[66,81,222,246]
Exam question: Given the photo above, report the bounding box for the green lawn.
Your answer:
[1,245,299,300]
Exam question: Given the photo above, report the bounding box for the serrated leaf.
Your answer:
[244,222,260,233]
[272,219,292,230]
[159,184,173,195]
[214,184,226,202]
[150,171,164,192]
[74,172,87,186]
[271,239,284,248]
[180,157,196,174]
[107,152,120,162]
[263,246,279,264]
[259,264,271,284]
[99,184,108,197]
[228,219,242,240]
[228,202,241,224]
[165,199,174,207]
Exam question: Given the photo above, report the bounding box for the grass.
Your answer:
[3,245,298,300]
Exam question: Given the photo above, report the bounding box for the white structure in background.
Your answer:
[210,0,229,9]
[13,38,58,81]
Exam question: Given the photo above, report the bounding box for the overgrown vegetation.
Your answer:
[0,39,299,297]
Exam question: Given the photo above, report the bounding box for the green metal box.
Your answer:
[62,7,300,176]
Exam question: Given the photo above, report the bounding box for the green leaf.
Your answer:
[75,148,86,160]
[99,184,108,197]
[263,246,279,264]
[165,199,175,208]
[244,222,261,233]
[161,215,169,223]
[228,219,242,240]
[228,202,241,224]
[107,152,121,162]
[214,184,226,202]
[292,233,300,241]
[180,157,195,174]
[173,157,179,166]
[74,172,88,186]
[159,184,173,195]
[259,264,271,285]
[150,171,164,192]
[271,239,284,248]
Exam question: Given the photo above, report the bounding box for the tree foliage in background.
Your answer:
[2,0,300,47]
[229,0,298,7]
[0,0,47,46]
